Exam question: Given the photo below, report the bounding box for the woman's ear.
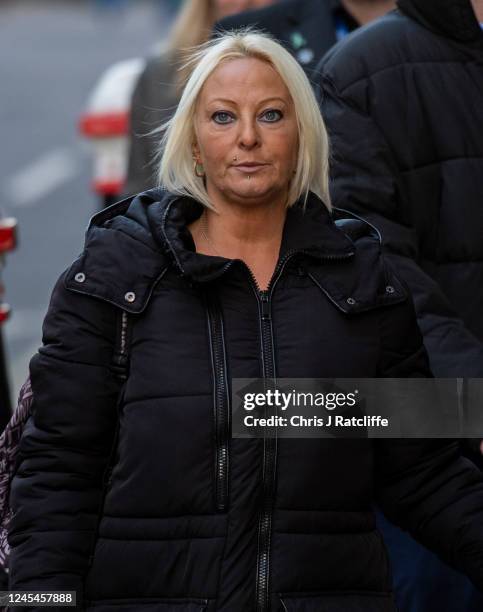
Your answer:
[192,141,200,161]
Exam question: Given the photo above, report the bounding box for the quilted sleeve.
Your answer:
[7,270,124,610]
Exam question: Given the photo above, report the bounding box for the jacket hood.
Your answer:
[397,0,483,44]
[64,188,405,314]
[145,189,355,280]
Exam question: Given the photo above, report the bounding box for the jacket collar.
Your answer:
[145,189,355,283]
[64,189,361,313]
[397,0,483,46]
[64,192,168,314]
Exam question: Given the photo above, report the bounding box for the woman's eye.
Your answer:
[212,111,234,124]
[261,109,283,122]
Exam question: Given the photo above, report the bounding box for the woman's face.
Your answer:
[193,57,299,207]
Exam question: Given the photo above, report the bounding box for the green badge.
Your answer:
[290,32,307,50]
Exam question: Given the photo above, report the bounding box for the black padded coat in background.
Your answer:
[317,0,483,377]
[216,0,358,80]
[8,190,483,612]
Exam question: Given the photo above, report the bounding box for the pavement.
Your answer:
[0,0,172,409]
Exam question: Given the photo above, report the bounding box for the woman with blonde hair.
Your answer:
[125,0,276,195]
[8,31,483,612]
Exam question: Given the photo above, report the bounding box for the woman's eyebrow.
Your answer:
[205,97,288,106]
[205,98,237,105]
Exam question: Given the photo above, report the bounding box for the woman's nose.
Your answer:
[238,118,260,149]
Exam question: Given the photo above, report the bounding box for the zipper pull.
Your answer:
[260,291,270,320]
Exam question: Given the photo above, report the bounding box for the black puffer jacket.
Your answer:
[318,0,483,376]
[216,0,358,79]
[8,190,483,612]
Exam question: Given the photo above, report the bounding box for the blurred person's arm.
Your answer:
[319,74,483,378]
[377,433,483,588]
[124,55,178,196]
[374,292,483,589]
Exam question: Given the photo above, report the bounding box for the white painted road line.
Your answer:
[4,307,45,344]
[3,147,81,207]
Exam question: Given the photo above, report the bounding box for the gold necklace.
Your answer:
[199,210,222,257]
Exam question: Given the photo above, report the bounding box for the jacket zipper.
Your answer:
[204,248,354,608]
[254,287,276,612]
[205,293,230,512]
[247,249,354,612]
[110,310,130,378]
[249,250,295,612]
[119,310,129,366]
[104,310,130,489]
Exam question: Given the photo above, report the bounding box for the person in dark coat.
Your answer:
[8,31,483,612]
[317,0,483,610]
[216,0,396,78]
[319,0,483,379]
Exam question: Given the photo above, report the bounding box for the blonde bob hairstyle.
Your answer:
[158,30,331,211]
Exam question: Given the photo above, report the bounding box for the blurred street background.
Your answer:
[0,0,178,409]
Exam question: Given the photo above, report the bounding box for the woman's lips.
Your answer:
[232,163,268,173]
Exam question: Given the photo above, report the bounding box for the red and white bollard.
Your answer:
[78,58,146,208]
[0,216,18,425]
